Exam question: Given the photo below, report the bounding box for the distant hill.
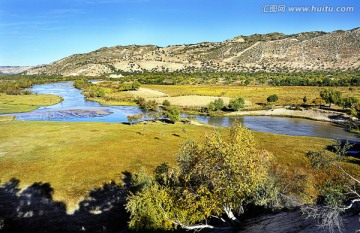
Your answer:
[26,28,360,76]
[0,66,33,74]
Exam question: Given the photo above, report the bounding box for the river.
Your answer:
[5,81,359,141]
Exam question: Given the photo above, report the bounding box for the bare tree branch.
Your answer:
[332,163,360,184]
[342,199,360,211]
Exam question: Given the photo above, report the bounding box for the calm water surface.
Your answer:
[12,82,142,122]
[197,115,359,141]
[6,81,359,141]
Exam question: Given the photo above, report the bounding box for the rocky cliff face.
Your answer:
[26,28,360,76]
[0,66,33,74]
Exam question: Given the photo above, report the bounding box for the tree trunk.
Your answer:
[173,221,215,230]
[223,205,241,225]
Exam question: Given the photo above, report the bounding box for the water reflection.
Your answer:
[196,116,359,141]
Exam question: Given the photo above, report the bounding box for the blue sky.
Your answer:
[0,0,359,66]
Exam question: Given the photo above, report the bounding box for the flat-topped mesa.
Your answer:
[25,28,360,76]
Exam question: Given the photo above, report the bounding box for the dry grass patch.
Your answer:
[148,96,231,107]
[144,85,360,105]
[127,88,167,98]
[90,87,167,106]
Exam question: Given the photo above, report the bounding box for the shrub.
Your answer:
[303,96,307,104]
[126,122,274,231]
[88,86,105,98]
[132,81,141,90]
[267,94,278,103]
[73,78,91,89]
[162,99,171,107]
[228,97,245,111]
[135,97,146,108]
[320,89,342,107]
[119,81,141,91]
[214,98,224,110]
[208,98,225,111]
[340,97,359,109]
[21,89,32,95]
[208,102,216,111]
[127,113,144,125]
[166,106,180,123]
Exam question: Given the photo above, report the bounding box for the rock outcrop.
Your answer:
[26,28,360,76]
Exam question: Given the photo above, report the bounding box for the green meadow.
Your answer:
[1,119,358,210]
[0,94,62,114]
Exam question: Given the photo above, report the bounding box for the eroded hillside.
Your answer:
[26,28,360,76]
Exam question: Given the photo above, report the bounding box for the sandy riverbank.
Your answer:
[226,107,354,123]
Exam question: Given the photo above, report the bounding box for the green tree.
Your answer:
[127,113,144,125]
[145,100,158,112]
[312,97,324,108]
[303,96,307,104]
[87,86,105,98]
[207,102,216,111]
[135,97,146,108]
[213,98,224,110]
[136,98,158,112]
[320,89,342,107]
[208,98,225,111]
[73,78,91,89]
[162,99,171,107]
[228,97,245,111]
[132,81,141,90]
[340,97,359,109]
[166,106,180,123]
[126,122,274,231]
[352,102,360,118]
[267,94,278,104]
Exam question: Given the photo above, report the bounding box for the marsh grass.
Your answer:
[87,97,137,106]
[0,121,210,209]
[0,94,62,114]
[0,121,358,210]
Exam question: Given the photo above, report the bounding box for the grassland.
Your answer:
[84,87,166,106]
[148,95,232,107]
[83,81,360,111]
[1,120,358,210]
[144,85,360,106]
[0,94,62,114]
[87,97,138,106]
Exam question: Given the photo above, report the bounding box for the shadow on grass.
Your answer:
[0,172,134,233]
